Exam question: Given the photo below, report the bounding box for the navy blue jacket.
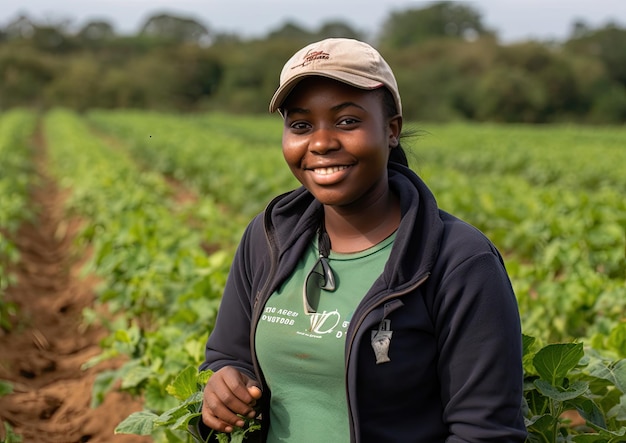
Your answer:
[201,163,527,442]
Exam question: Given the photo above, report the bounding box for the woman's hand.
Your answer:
[202,366,263,433]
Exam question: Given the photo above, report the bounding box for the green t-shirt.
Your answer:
[255,233,395,442]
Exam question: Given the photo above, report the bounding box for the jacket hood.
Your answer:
[385,162,443,288]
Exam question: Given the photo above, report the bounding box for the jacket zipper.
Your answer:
[345,272,430,443]
[249,192,321,391]
[249,208,280,388]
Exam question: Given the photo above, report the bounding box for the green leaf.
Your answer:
[534,379,588,401]
[585,422,626,440]
[197,369,213,385]
[155,402,191,429]
[154,405,186,427]
[121,365,154,390]
[144,382,179,412]
[525,414,557,441]
[2,422,23,443]
[171,410,201,431]
[569,396,607,429]
[522,334,536,357]
[587,357,626,393]
[90,369,120,408]
[533,342,584,385]
[155,391,203,427]
[114,410,159,435]
[166,366,198,400]
[0,380,14,396]
[612,359,626,394]
[607,394,626,421]
[606,323,626,359]
[572,435,609,443]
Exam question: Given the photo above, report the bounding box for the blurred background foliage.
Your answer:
[1,1,625,123]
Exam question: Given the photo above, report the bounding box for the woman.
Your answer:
[199,38,527,442]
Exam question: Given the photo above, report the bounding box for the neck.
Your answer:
[323,190,401,254]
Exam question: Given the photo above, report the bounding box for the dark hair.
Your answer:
[379,87,409,167]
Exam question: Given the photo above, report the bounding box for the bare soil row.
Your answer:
[0,129,151,443]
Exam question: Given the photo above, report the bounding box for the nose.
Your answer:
[309,127,339,154]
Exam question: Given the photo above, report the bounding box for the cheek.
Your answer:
[281,135,304,168]
[282,150,305,185]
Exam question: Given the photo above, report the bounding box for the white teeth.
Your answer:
[314,166,348,175]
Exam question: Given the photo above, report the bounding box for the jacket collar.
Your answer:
[264,163,443,290]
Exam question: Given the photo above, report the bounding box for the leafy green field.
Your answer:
[1,110,625,442]
[413,123,626,344]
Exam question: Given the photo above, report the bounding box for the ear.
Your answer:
[388,115,402,148]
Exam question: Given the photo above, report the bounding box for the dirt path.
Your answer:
[0,130,151,442]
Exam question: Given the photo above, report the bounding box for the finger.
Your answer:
[242,386,262,418]
[247,385,262,400]
[201,410,236,433]
[216,370,261,414]
[224,372,258,400]
[218,379,258,416]
[202,390,246,432]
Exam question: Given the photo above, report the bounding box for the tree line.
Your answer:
[1,2,625,124]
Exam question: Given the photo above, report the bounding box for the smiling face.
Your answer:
[281,76,401,211]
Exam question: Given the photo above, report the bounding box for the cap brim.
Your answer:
[269,71,384,113]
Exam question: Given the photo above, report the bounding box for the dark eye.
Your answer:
[289,121,311,131]
[338,117,360,127]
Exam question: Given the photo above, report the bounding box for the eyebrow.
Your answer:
[285,101,366,116]
[332,101,366,112]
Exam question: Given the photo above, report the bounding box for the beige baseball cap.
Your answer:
[269,38,402,116]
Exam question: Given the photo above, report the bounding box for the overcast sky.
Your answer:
[1,0,625,43]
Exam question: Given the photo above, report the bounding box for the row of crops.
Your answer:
[0,110,37,331]
[1,109,625,442]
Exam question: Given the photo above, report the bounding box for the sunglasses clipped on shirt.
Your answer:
[303,223,336,315]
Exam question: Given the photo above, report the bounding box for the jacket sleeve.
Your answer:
[434,247,527,442]
[199,214,266,380]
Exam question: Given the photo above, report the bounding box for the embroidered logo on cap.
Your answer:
[292,49,330,69]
